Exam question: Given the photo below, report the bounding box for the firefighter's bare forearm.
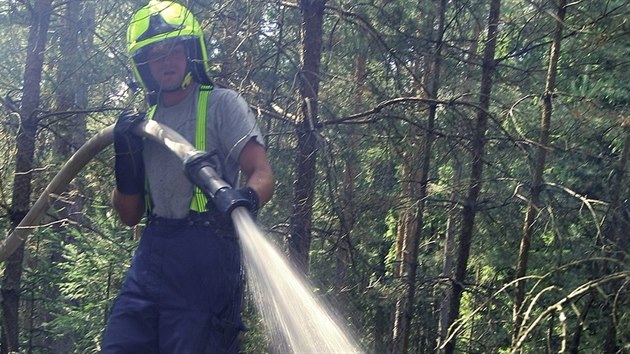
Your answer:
[112,189,144,226]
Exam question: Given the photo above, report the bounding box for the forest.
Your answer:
[0,0,628,353]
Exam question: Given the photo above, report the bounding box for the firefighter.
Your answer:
[101,1,274,352]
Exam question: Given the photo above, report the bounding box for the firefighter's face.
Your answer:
[147,42,187,91]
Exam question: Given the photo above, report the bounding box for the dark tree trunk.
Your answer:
[599,89,630,354]
[35,1,91,352]
[391,1,446,352]
[512,0,568,347]
[437,158,462,349]
[219,5,240,83]
[438,19,481,351]
[1,1,52,353]
[288,0,326,274]
[608,125,630,260]
[569,294,593,354]
[442,0,501,353]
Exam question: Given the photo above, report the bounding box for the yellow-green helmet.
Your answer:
[127,0,212,93]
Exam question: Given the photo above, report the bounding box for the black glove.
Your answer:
[114,110,146,195]
[213,186,259,218]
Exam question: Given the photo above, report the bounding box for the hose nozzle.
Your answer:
[183,151,259,217]
[183,151,229,197]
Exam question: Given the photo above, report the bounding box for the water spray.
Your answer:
[0,121,363,353]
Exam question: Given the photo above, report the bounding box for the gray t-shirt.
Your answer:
[143,85,264,218]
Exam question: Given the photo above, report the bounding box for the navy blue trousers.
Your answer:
[101,219,244,354]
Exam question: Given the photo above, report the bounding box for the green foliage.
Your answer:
[52,228,133,352]
[1,0,629,352]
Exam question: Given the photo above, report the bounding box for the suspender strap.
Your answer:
[144,105,158,214]
[190,85,212,211]
[145,84,213,213]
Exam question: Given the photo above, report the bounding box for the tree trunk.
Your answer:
[437,158,462,349]
[599,107,630,354]
[442,1,501,353]
[391,1,446,352]
[391,151,420,353]
[39,1,91,352]
[1,1,52,353]
[512,0,567,348]
[374,235,392,354]
[54,0,89,158]
[569,294,593,354]
[334,53,366,301]
[437,19,481,350]
[287,0,326,274]
[219,6,240,84]
[608,123,630,260]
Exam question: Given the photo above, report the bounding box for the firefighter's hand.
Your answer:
[213,186,260,218]
[114,110,145,154]
[114,110,146,195]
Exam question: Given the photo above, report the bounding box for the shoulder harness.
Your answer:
[145,84,213,213]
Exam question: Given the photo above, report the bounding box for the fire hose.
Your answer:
[0,120,363,353]
[0,120,247,262]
